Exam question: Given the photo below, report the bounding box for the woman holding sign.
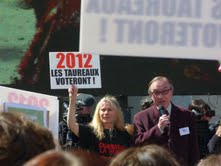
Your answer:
[67,85,132,159]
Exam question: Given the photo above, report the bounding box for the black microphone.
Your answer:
[159,105,167,115]
[158,105,170,134]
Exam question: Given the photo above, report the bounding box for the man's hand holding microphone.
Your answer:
[158,105,170,133]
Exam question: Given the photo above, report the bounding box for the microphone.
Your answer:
[159,105,167,116]
[158,105,170,134]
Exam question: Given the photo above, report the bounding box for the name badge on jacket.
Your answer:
[179,127,190,136]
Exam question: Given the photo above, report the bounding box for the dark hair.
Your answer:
[140,97,153,110]
[109,144,180,166]
[188,99,206,114]
[0,112,56,166]
[24,150,77,166]
[24,149,108,166]
[188,99,215,118]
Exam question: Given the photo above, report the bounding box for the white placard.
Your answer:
[0,86,59,138]
[80,0,221,60]
[49,52,102,89]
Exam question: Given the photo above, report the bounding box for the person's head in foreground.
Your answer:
[0,112,56,166]
[109,144,180,166]
[197,154,221,166]
[23,149,108,166]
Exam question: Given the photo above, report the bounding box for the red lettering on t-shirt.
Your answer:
[98,142,125,156]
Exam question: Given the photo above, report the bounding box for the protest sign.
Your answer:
[49,52,101,89]
[4,102,48,127]
[80,0,221,60]
[0,86,59,138]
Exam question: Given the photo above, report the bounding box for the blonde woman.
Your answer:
[67,85,132,159]
[197,154,221,166]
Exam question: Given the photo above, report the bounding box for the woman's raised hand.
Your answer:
[68,85,78,98]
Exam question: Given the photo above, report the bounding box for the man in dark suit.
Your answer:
[133,76,200,166]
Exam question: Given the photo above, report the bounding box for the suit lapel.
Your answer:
[151,105,160,125]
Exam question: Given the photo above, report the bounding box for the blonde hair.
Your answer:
[89,95,126,140]
[197,154,221,166]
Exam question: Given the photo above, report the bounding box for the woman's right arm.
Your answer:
[67,85,79,137]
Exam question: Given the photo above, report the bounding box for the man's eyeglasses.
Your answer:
[150,88,172,96]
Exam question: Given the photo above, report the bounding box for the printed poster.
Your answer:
[4,102,48,127]
[80,0,221,60]
[49,52,102,89]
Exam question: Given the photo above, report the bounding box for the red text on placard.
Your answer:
[8,92,49,108]
[56,52,92,68]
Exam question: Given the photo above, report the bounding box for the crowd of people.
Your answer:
[2,0,220,165]
[1,75,221,166]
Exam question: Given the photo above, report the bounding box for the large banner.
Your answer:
[80,0,221,60]
[0,86,59,138]
[49,52,102,89]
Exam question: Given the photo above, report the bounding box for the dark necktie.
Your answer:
[164,109,170,135]
[159,105,169,116]
[158,106,170,134]
[165,109,169,116]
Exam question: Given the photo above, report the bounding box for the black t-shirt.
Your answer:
[58,121,68,145]
[195,120,214,158]
[58,121,80,148]
[79,125,131,158]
